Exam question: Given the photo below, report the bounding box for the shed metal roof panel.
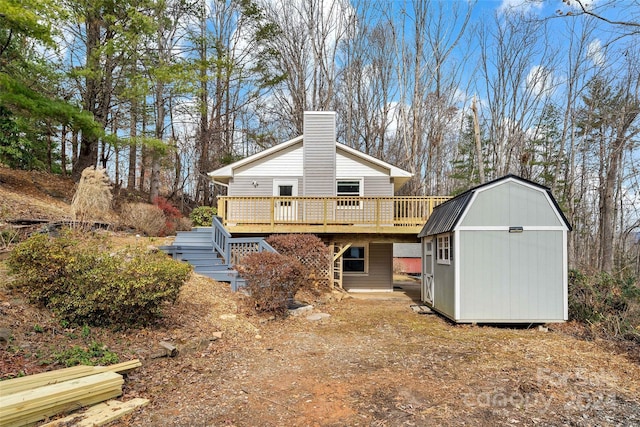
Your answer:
[418,191,473,237]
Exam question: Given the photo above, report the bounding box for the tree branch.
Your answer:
[574,0,640,28]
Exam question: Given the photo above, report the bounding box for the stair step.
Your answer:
[168,244,213,250]
[173,237,213,245]
[185,259,225,267]
[191,227,213,233]
[194,264,232,272]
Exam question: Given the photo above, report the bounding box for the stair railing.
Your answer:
[213,215,277,267]
[212,216,231,262]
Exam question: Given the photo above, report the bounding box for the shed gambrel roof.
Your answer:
[418,174,572,238]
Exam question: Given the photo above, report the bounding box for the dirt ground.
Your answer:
[3,269,640,427]
[1,167,640,426]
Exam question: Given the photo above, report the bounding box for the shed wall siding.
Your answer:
[343,243,392,291]
[458,230,564,321]
[235,144,303,177]
[433,245,456,318]
[228,176,303,197]
[461,181,563,228]
[303,112,336,196]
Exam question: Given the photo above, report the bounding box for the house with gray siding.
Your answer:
[418,175,571,323]
[206,111,448,292]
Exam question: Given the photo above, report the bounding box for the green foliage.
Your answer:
[450,114,491,195]
[53,341,119,367]
[569,269,640,342]
[7,230,192,327]
[189,206,217,227]
[237,251,306,317]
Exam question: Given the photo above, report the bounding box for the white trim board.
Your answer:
[456,226,567,231]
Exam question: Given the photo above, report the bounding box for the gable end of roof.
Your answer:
[418,174,572,237]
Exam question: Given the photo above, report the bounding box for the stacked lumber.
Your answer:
[0,360,146,427]
[41,398,150,427]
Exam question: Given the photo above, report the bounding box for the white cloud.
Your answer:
[497,0,544,15]
[587,39,606,67]
[526,65,556,97]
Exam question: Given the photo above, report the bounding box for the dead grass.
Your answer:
[71,167,113,222]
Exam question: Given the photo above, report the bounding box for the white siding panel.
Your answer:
[229,177,302,197]
[336,150,387,178]
[363,177,394,196]
[303,112,336,196]
[235,144,303,177]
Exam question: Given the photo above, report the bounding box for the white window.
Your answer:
[342,244,368,274]
[437,234,451,265]
[337,179,361,208]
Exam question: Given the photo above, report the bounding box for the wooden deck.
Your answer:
[217,196,450,234]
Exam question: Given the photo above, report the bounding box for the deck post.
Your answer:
[270,198,275,227]
[323,199,328,229]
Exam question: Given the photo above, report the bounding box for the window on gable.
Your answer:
[337,180,361,208]
[343,245,367,273]
[436,234,451,265]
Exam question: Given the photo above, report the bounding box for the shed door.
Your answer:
[273,180,298,221]
[422,238,434,305]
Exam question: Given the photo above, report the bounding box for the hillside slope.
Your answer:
[0,167,75,220]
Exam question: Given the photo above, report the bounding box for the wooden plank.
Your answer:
[2,388,123,427]
[0,372,123,426]
[1,382,123,423]
[93,359,142,374]
[0,366,96,397]
[0,360,140,397]
[40,398,150,427]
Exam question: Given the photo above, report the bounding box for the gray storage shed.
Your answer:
[418,175,572,323]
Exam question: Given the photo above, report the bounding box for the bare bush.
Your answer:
[120,203,166,236]
[176,217,193,231]
[266,234,331,293]
[237,252,306,317]
[71,167,113,222]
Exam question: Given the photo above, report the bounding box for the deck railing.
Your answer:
[217,196,450,234]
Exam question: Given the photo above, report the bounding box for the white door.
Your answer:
[273,180,298,221]
[422,238,434,305]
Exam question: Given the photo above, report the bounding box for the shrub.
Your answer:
[265,234,331,293]
[175,216,193,231]
[53,341,119,367]
[153,196,182,235]
[569,269,640,342]
[189,206,217,227]
[120,202,166,236]
[7,230,191,327]
[237,251,306,317]
[71,167,113,222]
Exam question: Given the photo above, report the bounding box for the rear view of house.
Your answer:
[206,111,448,292]
[418,175,571,323]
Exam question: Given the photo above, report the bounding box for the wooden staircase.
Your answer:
[160,217,276,291]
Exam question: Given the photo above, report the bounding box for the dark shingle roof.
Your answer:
[417,174,572,238]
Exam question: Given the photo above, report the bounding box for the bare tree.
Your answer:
[392,0,473,195]
[476,10,558,179]
[261,0,352,134]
